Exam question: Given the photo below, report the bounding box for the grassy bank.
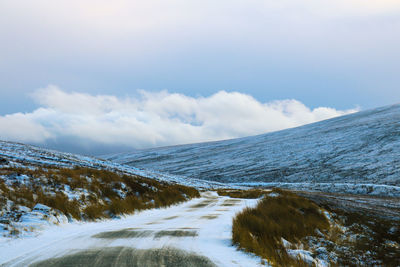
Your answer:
[232,188,400,266]
[0,166,199,223]
[232,189,328,266]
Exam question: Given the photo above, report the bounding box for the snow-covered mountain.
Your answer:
[105,104,400,195]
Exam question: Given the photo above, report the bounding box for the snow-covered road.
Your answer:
[0,192,262,267]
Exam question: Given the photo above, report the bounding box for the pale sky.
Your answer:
[0,1,399,154]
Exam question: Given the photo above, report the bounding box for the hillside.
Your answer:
[0,141,224,189]
[105,104,400,196]
[0,141,207,237]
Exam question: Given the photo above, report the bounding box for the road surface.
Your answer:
[0,192,262,267]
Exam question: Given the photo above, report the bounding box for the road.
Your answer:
[0,192,262,267]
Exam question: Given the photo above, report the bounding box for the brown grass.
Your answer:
[0,166,200,222]
[216,189,266,199]
[232,189,329,266]
[232,188,400,266]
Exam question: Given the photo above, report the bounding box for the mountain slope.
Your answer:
[0,141,224,188]
[105,104,400,190]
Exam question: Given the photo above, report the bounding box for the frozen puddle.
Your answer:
[0,192,262,267]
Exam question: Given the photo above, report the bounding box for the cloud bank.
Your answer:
[0,85,358,153]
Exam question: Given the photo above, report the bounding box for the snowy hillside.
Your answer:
[0,141,220,237]
[105,104,400,196]
[0,141,224,188]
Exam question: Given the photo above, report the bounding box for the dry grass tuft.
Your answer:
[232,189,329,266]
[216,189,266,199]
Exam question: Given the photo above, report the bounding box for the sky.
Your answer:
[0,0,399,155]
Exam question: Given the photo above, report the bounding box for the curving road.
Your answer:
[0,192,261,267]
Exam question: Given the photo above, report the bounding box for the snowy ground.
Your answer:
[230,182,400,197]
[297,191,400,221]
[0,192,263,267]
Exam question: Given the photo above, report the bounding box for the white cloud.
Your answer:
[0,85,358,149]
[0,111,52,143]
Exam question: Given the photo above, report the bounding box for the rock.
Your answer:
[281,238,292,248]
[287,249,314,265]
[0,157,8,165]
[32,203,51,214]
[388,226,397,235]
[315,247,328,255]
[17,206,31,213]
